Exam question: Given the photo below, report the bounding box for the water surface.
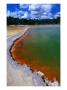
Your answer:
[11,25,60,82]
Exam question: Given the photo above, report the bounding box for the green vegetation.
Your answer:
[7,16,60,25]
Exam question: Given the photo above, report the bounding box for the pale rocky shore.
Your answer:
[7,26,59,86]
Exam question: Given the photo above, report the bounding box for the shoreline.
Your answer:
[7,25,59,86]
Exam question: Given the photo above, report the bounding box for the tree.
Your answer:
[7,16,60,25]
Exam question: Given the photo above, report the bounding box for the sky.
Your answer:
[7,4,60,19]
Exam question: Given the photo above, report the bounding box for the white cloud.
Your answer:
[30,10,38,15]
[19,4,29,9]
[20,12,28,18]
[29,4,41,11]
[7,10,10,16]
[29,4,52,19]
[54,12,60,18]
[42,4,52,13]
[8,11,18,18]
[7,10,26,18]
[7,4,54,19]
[41,12,53,19]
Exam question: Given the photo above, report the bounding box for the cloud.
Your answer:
[19,4,29,10]
[41,12,53,19]
[20,12,28,18]
[54,12,60,18]
[30,10,38,15]
[7,10,18,17]
[28,4,52,19]
[7,4,60,19]
[7,10,10,17]
[29,4,41,11]
[41,4,52,13]
[7,10,25,18]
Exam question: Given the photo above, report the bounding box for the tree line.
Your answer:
[7,16,60,25]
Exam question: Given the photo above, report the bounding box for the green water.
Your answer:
[11,25,60,81]
[14,25,60,81]
[21,26,60,70]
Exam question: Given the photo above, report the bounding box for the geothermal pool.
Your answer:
[11,26,60,82]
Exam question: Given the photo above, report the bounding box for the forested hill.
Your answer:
[7,16,60,25]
